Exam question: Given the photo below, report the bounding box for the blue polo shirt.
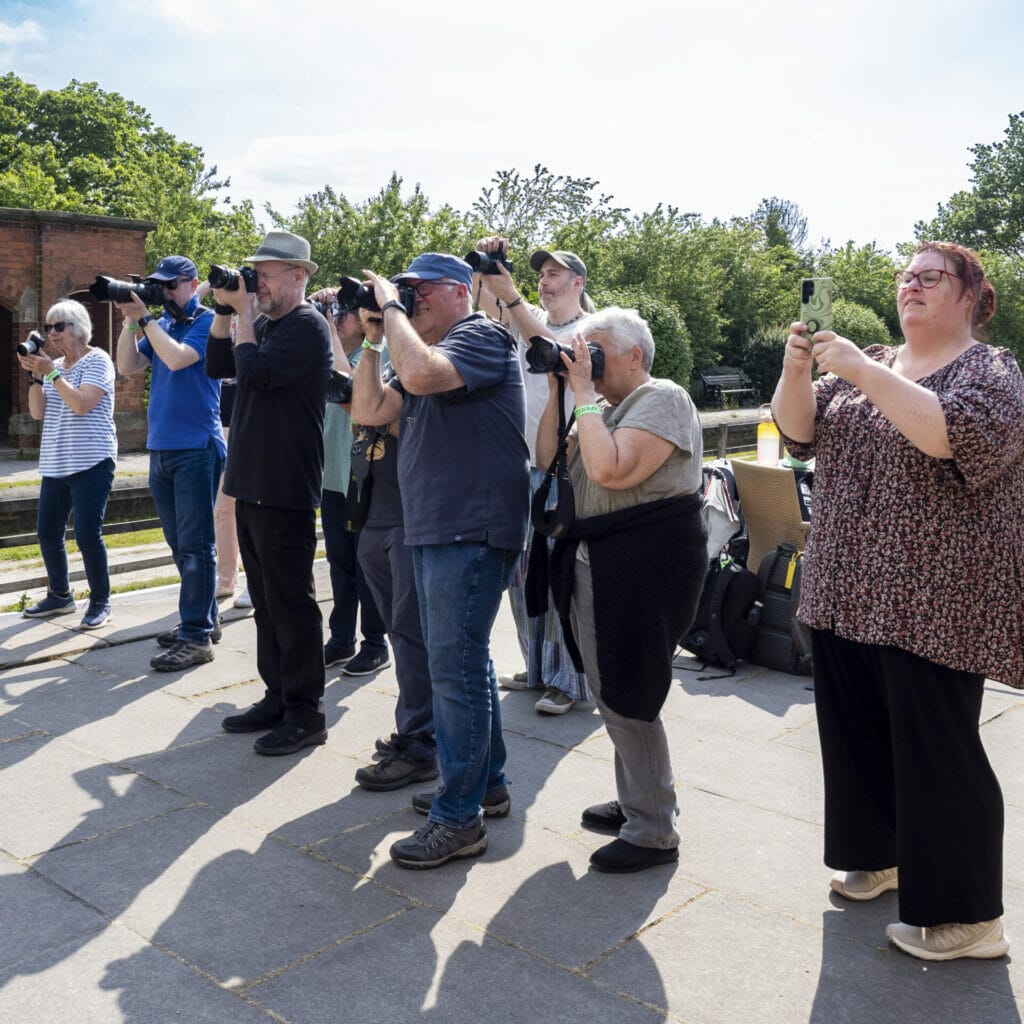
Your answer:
[139,296,225,455]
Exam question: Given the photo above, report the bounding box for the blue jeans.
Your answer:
[149,440,223,643]
[38,458,114,602]
[413,542,518,829]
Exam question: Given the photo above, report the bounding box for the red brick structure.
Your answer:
[0,207,156,451]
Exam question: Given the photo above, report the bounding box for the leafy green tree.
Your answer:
[815,242,900,336]
[832,298,895,348]
[0,73,261,274]
[752,196,809,251]
[916,111,1024,257]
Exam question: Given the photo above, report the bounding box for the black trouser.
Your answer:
[812,628,1004,927]
[235,500,324,722]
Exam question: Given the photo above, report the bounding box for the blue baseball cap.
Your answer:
[148,255,198,281]
[393,253,472,289]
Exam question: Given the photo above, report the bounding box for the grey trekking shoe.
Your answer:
[411,784,510,818]
[150,640,214,672]
[390,819,488,869]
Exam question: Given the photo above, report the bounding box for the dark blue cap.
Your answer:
[148,255,198,281]
[393,253,472,289]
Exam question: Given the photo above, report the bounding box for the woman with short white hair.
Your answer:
[17,298,117,629]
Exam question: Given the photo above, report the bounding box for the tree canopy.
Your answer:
[4,74,1024,399]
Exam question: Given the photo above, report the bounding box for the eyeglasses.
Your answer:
[161,277,192,290]
[411,280,460,298]
[43,322,68,333]
[894,269,960,289]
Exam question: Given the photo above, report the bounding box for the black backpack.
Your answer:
[751,542,813,675]
[680,555,762,676]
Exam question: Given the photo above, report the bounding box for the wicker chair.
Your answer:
[731,460,810,574]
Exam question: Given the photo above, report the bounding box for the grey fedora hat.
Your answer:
[245,230,318,274]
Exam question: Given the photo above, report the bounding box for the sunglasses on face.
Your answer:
[43,322,68,333]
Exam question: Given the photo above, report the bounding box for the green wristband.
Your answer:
[574,403,602,419]
[45,368,62,383]
[124,321,138,331]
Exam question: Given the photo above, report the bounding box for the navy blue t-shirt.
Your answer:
[390,312,529,550]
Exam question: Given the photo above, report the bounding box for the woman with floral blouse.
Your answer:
[773,242,1024,962]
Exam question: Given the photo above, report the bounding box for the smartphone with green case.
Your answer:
[799,277,834,336]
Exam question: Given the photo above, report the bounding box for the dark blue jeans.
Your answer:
[413,542,518,829]
[149,440,223,643]
[321,488,386,650]
[38,458,114,602]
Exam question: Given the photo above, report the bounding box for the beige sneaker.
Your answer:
[886,918,1009,961]
[829,867,898,901]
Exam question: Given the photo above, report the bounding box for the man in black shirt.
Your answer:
[206,231,332,756]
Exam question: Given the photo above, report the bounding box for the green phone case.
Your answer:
[800,277,834,335]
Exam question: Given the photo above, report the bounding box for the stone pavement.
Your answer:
[0,565,1022,1024]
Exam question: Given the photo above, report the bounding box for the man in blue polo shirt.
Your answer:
[116,255,225,671]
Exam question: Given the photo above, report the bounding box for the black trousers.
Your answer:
[235,500,324,721]
[811,628,1004,927]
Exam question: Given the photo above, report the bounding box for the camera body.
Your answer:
[336,277,415,317]
[208,264,259,293]
[325,370,353,405]
[17,330,45,357]
[525,336,605,379]
[89,274,165,305]
[464,248,513,276]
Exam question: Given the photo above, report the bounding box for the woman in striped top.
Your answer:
[18,298,117,629]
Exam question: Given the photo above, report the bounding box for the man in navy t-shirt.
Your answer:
[353,253,529,869]
[116,255,225,671]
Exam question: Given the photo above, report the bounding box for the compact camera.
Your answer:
[464,248,513,276]
[208,265,259,293]
[336,277,415,317]
[524,336,605,378]
[17,330,45,357]
[88,275,165,305]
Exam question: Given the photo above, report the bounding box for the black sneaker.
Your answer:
[412,784,511,818]
[150,640,214,672]
[390,819,488,869]
[253,718,327,756]
[324,639,356,667]
[589,837,678,874]
[342,647,391,676]
[157,618,222,647]
[355,750,439,791]
[581,800,627,832]
[221,696,285,733]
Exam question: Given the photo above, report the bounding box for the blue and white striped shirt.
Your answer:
[38,348,118,478]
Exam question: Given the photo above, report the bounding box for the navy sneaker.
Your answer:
[23,592,76,618]
[342,646,391,676]
[80,601,112,630]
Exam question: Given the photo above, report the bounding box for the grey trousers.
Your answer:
[357,524,435,756]
[570,558,680,849]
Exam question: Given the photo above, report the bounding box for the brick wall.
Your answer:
[0,208,156,451]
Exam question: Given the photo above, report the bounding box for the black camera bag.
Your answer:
[751,542,813,675]
[681,556,761,675]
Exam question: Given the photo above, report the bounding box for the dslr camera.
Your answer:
[336,277,415,317]
[208,264,258,293]
[325,371,353,405]
[525,336,605,379]
[17,330,45,357]
[464,247,513,276]
[89,274,165,305]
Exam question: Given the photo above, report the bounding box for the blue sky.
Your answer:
[4,0,1024,252]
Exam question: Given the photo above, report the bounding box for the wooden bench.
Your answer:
[697,366,760,409]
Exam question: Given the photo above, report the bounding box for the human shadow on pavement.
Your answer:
[809,904,1021,1024]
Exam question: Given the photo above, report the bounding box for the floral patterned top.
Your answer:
[782,343,1024,688]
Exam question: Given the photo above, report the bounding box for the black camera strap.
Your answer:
[531,375,575,538]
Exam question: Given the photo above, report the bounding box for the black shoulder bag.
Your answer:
[531,376,576,538]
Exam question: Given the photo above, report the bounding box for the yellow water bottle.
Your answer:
[757,404,780,466]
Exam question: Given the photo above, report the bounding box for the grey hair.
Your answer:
[579,306,654,371]
[46,298,92,344]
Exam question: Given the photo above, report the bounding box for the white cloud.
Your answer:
[0,18,44,45]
